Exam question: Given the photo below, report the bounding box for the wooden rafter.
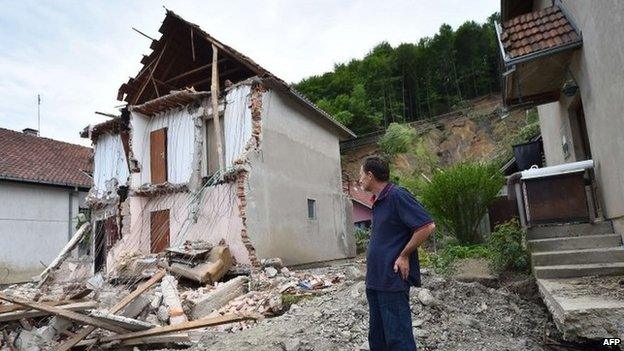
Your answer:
[211,44,225,171]
[133,40,170,105]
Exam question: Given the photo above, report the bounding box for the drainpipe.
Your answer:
[68,187,78,241]
[507,172,527,228]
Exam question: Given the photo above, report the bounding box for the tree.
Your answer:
[296,12,502,135]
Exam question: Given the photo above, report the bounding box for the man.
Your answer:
[359,156,436,351]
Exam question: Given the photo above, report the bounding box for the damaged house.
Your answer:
[82,11,356,275]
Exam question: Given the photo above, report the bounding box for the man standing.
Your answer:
[359,156,436,351]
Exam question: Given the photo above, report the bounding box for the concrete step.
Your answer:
[528,233,622,252]
[532,247,624,266]
[527,221,614,240]
[534,262,624,279]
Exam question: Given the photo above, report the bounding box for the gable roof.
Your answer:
[117,10,355,139]
[499,5,581,63]
[0,127,92,189]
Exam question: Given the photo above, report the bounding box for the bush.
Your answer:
[488,219,529,273]
[431,244,491,274]
[418,162,504,245]
[354,227,371,254]
[378,123,415,157]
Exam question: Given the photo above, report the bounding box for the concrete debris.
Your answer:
[264,266,278,278]
[161,275,188,325]
[189,276,249,320]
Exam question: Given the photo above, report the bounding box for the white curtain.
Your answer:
[224,85,253,166]
[93,133,129,195]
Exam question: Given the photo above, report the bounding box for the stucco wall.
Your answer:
[536,0,624,220]
[0,181,85,283]
[244,90,356,265]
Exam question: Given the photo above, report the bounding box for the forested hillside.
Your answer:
[296,13,501,135]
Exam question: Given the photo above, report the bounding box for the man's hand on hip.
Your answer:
[394,254,409,280]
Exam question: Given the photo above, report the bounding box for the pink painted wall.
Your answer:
[352,201,372,223]
[107,183,249,275]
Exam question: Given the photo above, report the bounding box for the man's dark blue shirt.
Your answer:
[366,183,433,292]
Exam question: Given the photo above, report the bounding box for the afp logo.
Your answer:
[602,338,621,348]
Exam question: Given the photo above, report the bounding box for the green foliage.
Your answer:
[417,162,504,244]
[378,123,416,157]
[296,13,502,134]
[418,246,434,268]
[430,244,491,274]
[354,227,371,254]
[487,220,529,273]
[515,122,540,144]
[282,293,313,310]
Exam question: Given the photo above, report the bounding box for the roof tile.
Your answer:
[0,128,92,188]
[500,5,581,59]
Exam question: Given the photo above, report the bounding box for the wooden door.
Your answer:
[150,128,167,183]
[150,209,170,253]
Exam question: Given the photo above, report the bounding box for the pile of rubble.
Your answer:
[165,266,556,351]
[0,240,343,350]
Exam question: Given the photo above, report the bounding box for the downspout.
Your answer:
[68,188,75,241]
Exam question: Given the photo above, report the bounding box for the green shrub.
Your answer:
[378,123,415,157]
[418,162,504,245]
[354,227,371,254]
[431,244,491,274]
[488,219,529,273]
[418,247,434,268]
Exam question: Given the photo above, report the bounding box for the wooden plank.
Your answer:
[0,293,127,334]
[37,222,90,286]
[0,301,96,323]
[163,58,226,84]
[149,128,168,183]
[91,314,257,344]
[58,269,166,351]
[150,209,170,253]
[211,44,225,171]
[0,299,83,314]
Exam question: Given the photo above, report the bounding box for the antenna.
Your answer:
[37,94,41,135]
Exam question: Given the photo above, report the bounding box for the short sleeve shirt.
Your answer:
[366,183,434,291]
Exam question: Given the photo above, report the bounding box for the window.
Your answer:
[307,199,316,219]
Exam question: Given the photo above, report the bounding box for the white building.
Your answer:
[0,127,91,283]
[82,11,356,274]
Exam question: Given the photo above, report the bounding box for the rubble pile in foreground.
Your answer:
[0,244,555,351]
[0,241,342,350]
[160,266,553,351]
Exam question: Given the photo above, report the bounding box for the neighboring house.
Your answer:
[82,11,356,274]
[0,127,91,284]
[343,181,373,229]
[497,0,624,340]
[497,0,624,230]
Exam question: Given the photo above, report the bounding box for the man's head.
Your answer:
[359,156,390,192]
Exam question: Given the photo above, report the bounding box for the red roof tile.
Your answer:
[500,6,581,60]
[0,127,92,188]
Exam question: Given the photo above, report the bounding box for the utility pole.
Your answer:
[37,94,41,135]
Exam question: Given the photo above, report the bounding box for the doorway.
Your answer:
[569,99,592,161]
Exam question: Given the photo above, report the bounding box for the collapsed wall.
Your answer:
[87,81,266,275]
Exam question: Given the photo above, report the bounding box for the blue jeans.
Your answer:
[366,289,417,351]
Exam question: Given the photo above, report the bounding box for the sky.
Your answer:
[0,0,497,146]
